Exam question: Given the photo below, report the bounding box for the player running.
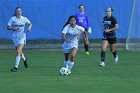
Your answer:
[100,7,119,67]
[75,4,92,55]
[7,7,32,72]
[62,15,87,75]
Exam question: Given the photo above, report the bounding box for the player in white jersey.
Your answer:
[7,7,32,72]
[62,16,88,75]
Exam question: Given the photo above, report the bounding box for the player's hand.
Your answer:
[27,27,31,32]
[14,27,19,31]
[105,29,110,33]
[88,27,92,34]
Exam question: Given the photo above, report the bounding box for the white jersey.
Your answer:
[62,24,85,53]
[62,24,85,43]
[8,16,30,46]
[8,16,30,36]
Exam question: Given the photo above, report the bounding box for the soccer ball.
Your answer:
[59,67,69,76]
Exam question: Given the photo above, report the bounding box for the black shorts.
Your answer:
[102,36,116,44]
[85,28,88,32]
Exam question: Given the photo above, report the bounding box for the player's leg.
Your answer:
[64,53,70,68]
[100,40,108,67]
[18,38,28,68]
[109,38,118,64]
[83,31,89,55]
[68,47,78,71]
[11,44,24,72]
[16,46,28,68]
[63,45,71,68]
[21,52,28,68]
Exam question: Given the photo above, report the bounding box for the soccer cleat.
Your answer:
[86,51,90,55]
[11,67,18,72]
[99,62,105,67]
[114,55,118,64]
[24,60,28,68]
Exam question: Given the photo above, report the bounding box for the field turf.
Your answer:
[0,50,140,93]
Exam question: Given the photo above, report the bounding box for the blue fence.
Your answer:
[0,0,133,39]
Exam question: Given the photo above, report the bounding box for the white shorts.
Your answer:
[62,42,78,54]
[12,33,26,46]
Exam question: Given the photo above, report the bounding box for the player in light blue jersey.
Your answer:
[62,16,88,75]
[7,7,32,72]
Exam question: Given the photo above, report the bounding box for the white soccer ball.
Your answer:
[59,67,69,76]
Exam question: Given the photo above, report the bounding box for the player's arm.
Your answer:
[105,17,119,32]
[77,33,81,42]
[62,33,71,43]
[86,15,92,34]
[7,18,19,31]
[25,17,32,32]
[86,15,90,28]
[7,25,19,31]
[27,22,32,32]
[62,26,71,43]
[105,24,118,32]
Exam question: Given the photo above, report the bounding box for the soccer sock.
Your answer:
[21,53,26,61]
[112,51,117,58]
[84,43,89,52]
[68,61,74,71]
[64,60,68,68]
[15,56,21,68]
[101,51,105,62]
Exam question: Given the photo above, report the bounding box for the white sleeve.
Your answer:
[78,26,85,32]
[62,25,68,34]
[24,17,30,24]
[7,17,13,26]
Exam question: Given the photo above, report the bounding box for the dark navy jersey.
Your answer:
[103,16,117,37]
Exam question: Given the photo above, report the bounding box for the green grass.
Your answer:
[0,50,140,93]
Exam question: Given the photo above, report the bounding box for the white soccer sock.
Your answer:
[21,53,26,61]
[64,60,69,68]
[15,56,21,68]
[68,61,74,71]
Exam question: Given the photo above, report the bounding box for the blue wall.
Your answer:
[0,0,133,39]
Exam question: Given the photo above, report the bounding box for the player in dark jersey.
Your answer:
[99,7,119,67]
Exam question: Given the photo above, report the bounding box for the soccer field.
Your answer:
[0,50,140,93]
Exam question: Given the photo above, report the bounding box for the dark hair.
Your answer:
[105,7,114,12]
[14,7,22,16]
[79,4,85,9]
[63,15,76,29]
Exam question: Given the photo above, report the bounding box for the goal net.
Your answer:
[126,0,140,50]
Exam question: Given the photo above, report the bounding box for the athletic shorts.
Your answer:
[85,28,88,32]
[62,42,78,54]
[102,36,116,44]
[12,33,26,46]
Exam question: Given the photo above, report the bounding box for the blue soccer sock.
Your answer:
[68,61,74,71]
[64,60,69,68]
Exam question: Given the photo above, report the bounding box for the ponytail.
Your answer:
[63,21,69,29]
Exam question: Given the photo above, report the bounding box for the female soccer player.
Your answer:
[62,15,87,75]
[100,7,119,67]
[7,7,32,72]
[75,4,91,55]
